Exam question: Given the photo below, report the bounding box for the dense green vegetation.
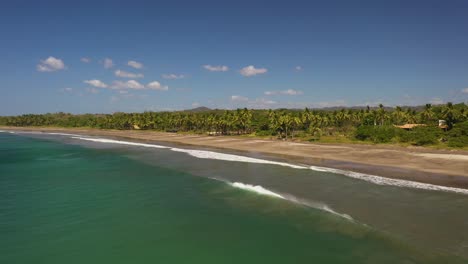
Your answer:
[1,103,467,148]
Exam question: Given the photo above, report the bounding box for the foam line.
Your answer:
[0,131,82,137]
[170,147,307,169]
[46,132,84,137]
[16,133,468,196]
[230,182,285,199]
[70,137,170,149]
[229,181,353,220]
[309,165,468,195]
[167,147,468,195]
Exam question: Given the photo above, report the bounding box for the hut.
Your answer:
[394,124,426,130]
[438,120,448,130]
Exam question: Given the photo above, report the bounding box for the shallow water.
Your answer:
[1,132,468,263]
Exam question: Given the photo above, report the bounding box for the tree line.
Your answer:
[1,103,467,147]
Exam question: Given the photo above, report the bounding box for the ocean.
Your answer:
[1,131,468,263]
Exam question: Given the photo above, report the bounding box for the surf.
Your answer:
[228,181,353,221]
[170,147,307,169]
[309,165,468,195]
[5,131,468,195]
[70,136,170,149]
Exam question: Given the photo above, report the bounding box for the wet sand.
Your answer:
[2,126,468,188]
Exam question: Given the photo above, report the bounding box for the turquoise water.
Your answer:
[1,133,467,263]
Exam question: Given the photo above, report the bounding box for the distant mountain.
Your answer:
[184,106,212,112]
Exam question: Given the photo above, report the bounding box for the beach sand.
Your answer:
[2,126,468,188]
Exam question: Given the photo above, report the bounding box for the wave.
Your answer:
[167,146,468,195]
[0,130,82,137]
[309,165,468,195]
[70,137,170,149]
[11,132,468,196]
[46,132,84,137]
[230,182,285,199]
[170,147,307,169]
[229,181,353,220]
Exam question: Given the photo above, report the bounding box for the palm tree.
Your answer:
[377,104,387,126]
[441,102,456,129]
[392,106,406,125]
[405,108,417,124]
[420,104,435,124]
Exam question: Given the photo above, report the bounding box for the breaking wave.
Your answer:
[6,132,468,195]
[70,137,170,149]
[170,147,307,169]
[229,181,353,220]
[68,136,468,195]
[230,182,285,199]
[308,165,468,195]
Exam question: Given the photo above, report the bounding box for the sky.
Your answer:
[1,0,468,115]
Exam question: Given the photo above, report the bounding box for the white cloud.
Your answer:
[203,65,229,72]
[264,89,303,96]
[146,81,169,91]
[81,57,91,63]
[115,69,144,78]
[112,80,145,90]
[240,65,268,77]
[84,79,108,88]
[429,98,444,105]
[128,60,143,69]
[192,102,200,107]
[231,95,249,101]
[85,79,168,92]
[295,66,302,71]
[37,56,66,72]
[162,74,185,79]
[462,88,468,94]
[103,58,114,69]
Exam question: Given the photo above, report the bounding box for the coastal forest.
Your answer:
[1,102,467,148]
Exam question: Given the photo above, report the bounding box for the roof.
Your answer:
[394,124,426,129]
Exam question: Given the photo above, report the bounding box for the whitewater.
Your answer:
[3,130,468,195]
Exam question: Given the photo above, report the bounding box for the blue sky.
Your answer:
[1,0,467,114]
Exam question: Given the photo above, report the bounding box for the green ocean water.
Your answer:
[1,133,467,263]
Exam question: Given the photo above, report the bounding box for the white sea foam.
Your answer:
[0,131,82,137]
[38,134,468,196]
[230,182,285,199]
[169,147,468,195]
[170,147,307,169]
[321,205,354,221]
[309,165,468,195]
[47,132,83,137]
[229,181,353,220]
[70,137,170,149]
[0,130,15,134]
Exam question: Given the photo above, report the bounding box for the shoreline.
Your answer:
[2,126,468,189]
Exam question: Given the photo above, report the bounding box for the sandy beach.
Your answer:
[2,126,468,188]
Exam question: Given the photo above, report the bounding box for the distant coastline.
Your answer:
[2,126,468,190]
